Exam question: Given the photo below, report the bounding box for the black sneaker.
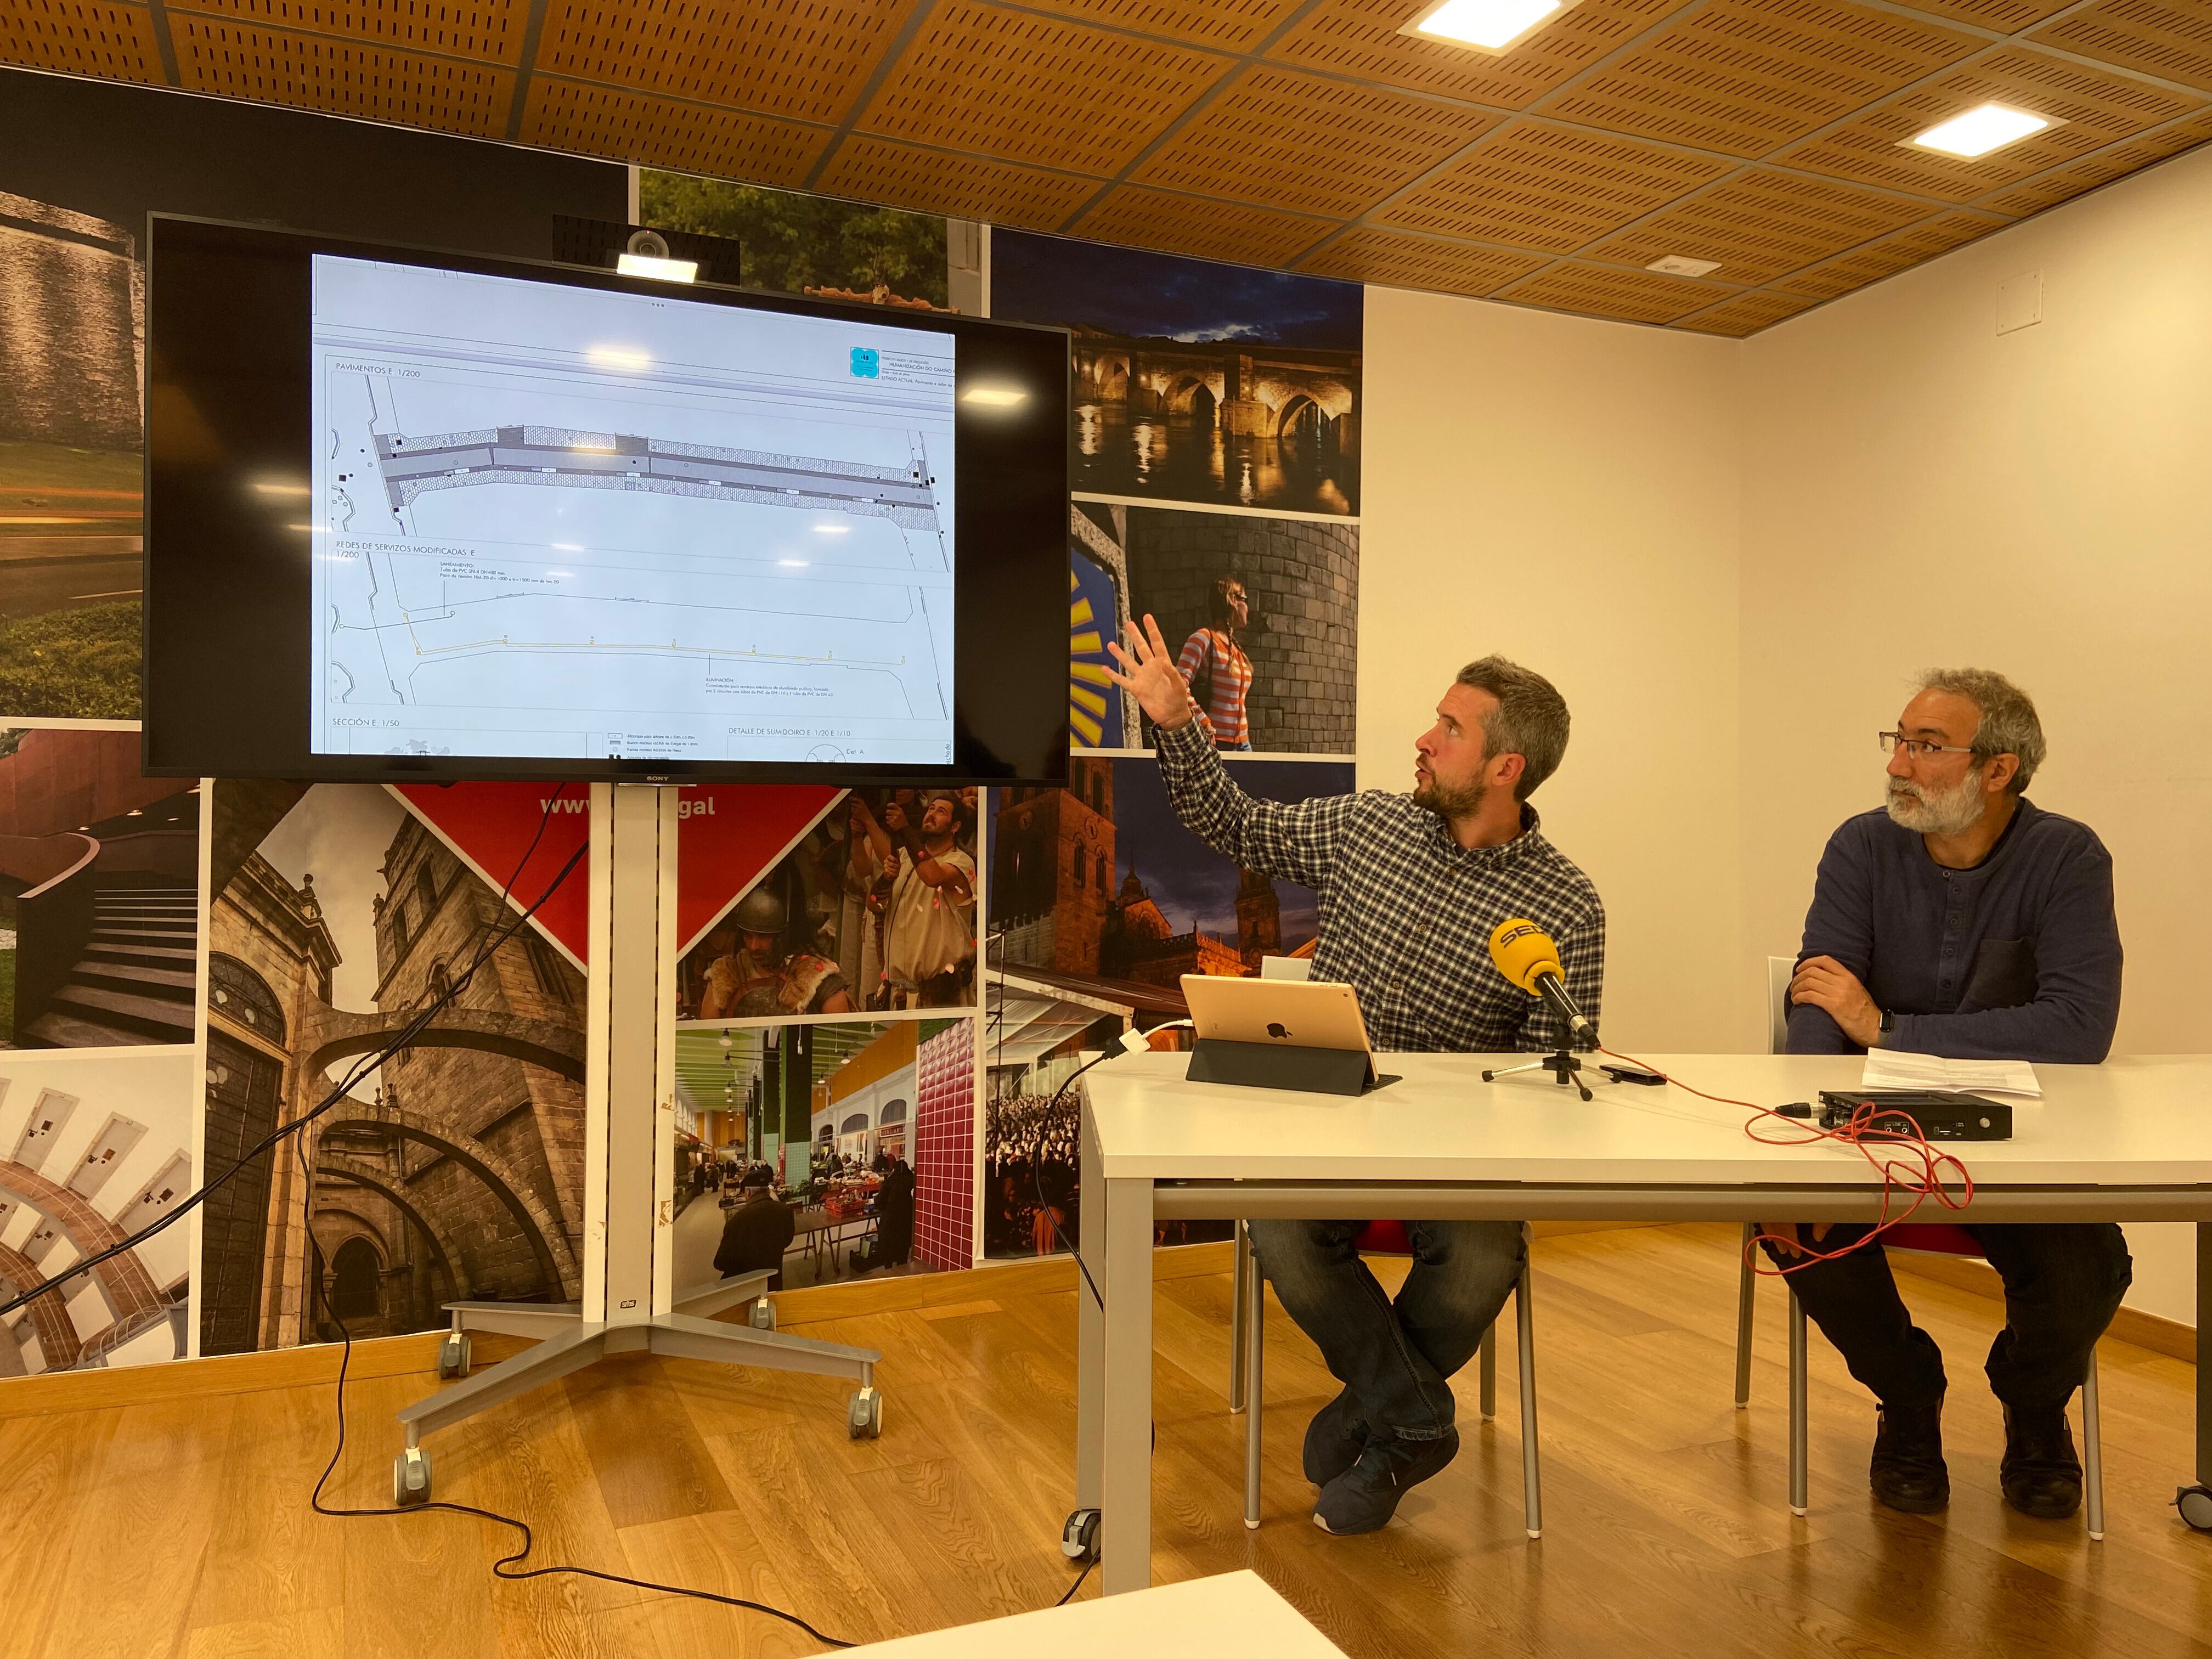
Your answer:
[1313,1429,1459,1535]
[2001,1404,2083,1520]
[1870,1397,1949,1514]
[1302,1390,1369,1487]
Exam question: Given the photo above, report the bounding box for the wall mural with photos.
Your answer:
[983,233,1364,1260]
[0,66,622,1374]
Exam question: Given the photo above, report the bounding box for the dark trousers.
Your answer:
[1249,1218,1523,1443]
[1760,1222,2131,1414]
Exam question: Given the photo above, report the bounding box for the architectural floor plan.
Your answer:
[308,255,957,765]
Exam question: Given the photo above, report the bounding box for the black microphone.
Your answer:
[1488,918,1598,1045]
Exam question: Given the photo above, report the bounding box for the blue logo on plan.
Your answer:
[850,347,880,378]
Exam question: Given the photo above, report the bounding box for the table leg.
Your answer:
[1101,1173,1155,1594]
[1076,1109,1104,1515]
[2199,1221,2210,1488]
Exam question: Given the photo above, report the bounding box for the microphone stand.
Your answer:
[1482,1051,1595,1102]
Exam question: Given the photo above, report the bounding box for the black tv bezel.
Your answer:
[142,214,1072,787]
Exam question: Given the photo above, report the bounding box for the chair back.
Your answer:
[1356,1219,1413,1255]
[1767,956,1796,1055]
[1888,1222,1980,1257]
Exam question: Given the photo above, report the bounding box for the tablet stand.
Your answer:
[1186,1037,1374,1097]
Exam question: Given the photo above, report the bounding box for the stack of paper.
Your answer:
[1861,1051,2042,1098]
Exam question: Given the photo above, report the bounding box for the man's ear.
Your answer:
[1492,751,1527,791]
[1984,753,2021,793]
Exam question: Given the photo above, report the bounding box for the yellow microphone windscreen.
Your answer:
[1488,918,1562,995]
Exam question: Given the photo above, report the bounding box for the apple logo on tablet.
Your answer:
[1266,1022,1291,1040]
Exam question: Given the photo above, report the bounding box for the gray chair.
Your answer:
[1737,958,2104,1538]
[1230,1218,1543,1538]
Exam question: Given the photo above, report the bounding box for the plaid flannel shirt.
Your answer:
[1155,719,1607,1054]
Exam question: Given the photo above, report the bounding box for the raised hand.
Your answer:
[1103,613,1195,731]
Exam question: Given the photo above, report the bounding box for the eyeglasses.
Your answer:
[1878,731,1976,760]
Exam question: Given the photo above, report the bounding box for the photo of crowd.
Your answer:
[675,788,981,1020]
[673,1019,973,1285]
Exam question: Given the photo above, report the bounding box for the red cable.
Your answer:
[1593,1046,1974,1278]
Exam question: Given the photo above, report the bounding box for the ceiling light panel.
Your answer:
[1403,0,1576,53]
[1908,101,2050,156]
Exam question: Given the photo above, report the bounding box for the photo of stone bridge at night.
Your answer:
[370,425,942,529]
[1071,334,1361,455]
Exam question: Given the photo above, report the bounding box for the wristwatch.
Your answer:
[1875,1007,1895,1047]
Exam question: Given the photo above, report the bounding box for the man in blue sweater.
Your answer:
[1766,668,2129,1523]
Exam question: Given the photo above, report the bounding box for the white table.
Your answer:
[1075,1051,2212,1593]
[835,1570,1346,1656]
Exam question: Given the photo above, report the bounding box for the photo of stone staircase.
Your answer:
[22,878,197,1047]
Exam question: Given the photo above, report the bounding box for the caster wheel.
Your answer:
[436,1331,471,1380]
[748,1299,777,1331]
[1060,1508,1100,1563]
[2178,1485,2212,1532]
[393,1447,432,1506]
[848,1386,883,1440]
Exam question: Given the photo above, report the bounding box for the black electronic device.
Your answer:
[1599,1062,1666,1086]
[1816,1089,2013,1141]
[144,215,1071,786]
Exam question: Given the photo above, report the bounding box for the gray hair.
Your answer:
[1918,667,2045,792]
[1455,656,1571,800]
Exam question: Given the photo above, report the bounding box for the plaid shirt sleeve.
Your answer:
[1514,895,1607,1052]
[1154,718,1353,891]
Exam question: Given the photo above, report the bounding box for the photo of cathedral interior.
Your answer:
[200,783,586,1355]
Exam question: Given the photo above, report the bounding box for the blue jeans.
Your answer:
[1249,1218,1524,1443]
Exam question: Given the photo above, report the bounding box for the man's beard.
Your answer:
[1414,770,1487,820]
[1886,770,1985,836]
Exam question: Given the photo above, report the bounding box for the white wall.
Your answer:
[1739,143,2212,1325]
[1361,287,1750,1053]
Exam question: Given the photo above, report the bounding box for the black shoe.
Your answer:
[1302,1390,1369,1487]
[2001,1404,2083,1520]
[1870,1398,1949,1514]
[1313,1429,1459,1535]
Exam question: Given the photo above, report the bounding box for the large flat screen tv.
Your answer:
[144,216,1070,785]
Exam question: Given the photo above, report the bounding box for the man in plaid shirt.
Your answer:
[1109,621,1606,1535]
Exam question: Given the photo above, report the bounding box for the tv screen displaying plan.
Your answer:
[144,217,1069,785]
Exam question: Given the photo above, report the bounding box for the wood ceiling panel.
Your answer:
[0,0,161,80]
[1493,257,1741,321]
[1884,0,2077,27]
[2030,1,2212,94]
[532,0,918,125]
[1006,0,1308,53]
[1548,0,1986,158]
[1673,289,1820,333]
[1263,0,1694,112]
[1777,43,2209,199]
[173,15,511,131]
[815,138,1102,227]
[1132,66,1500,217]
[1974,104,2212,210]
[519,76,828,183]
[1295,227,1550,292]
[1069,184,1338,262]
[1375,119,1734,251]
[855,0,1232,177]
[1584,167,1938,283]
[1769,206,2005,296]
[166,0,524,64]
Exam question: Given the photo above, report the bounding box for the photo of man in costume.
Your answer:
[851,791,977,1009]
[696,887,855,1019]
[1176,574,1255,752]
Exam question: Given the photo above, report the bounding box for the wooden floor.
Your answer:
[5,1224,2209,1659]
